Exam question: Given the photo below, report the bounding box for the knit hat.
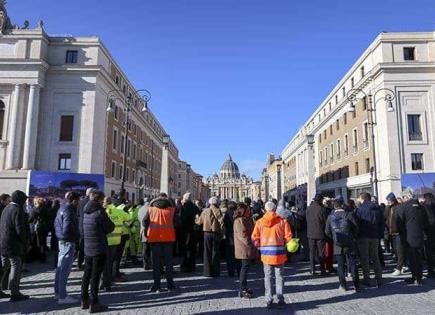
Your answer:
[386,192,396,202]
[265,201,276,211]
[209,196,220,206]
[182,192,191,203]
[313,193,323,202]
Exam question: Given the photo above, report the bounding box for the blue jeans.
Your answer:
[54,241,76,299]
[263,264,284,303]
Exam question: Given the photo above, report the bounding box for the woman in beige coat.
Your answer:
[234,203,258,298]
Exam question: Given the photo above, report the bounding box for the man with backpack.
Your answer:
[325,196,360,292]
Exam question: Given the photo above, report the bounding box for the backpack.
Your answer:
[330,212,353,248]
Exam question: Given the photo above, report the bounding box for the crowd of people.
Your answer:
[0,187,434,312]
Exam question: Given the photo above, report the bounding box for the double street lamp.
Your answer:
[346,87,396,198]
[106,88,151,191]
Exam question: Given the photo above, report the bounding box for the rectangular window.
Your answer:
[127,139,131,157]
[324,130,327,140]
[330,125,333,135]
[411,153,424,170]
[344,113,347,125]
[337,139,341,159]
[114,106,118,120]
[363,122,369,148]
[111,161,116,178]
[365,158,370,173]
[330,143,334,163]
[355,162,359,176]
[324,147,328,165]
[112,130,117,151]
[342,87,346,97]
[403,47,415,61]
[335,95,338,105]
[344,134,349,156]
[351,77,355,88]
[119,165,123,179]
[59,115,74,141]
[360,66,365,78]
[352,129,358,153]
[126,167,129,181]
[65,50,78,64]
[336,119,339,131]
[58,153,71,170]
[133,143,136,160]
[319,151,323,167]
[319,134,322,144]
[408,114,423,141]
[363,96,367,110]
[120,135,125,154]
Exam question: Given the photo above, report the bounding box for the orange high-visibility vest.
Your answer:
[146,206,176,243]
[252,212,292,266]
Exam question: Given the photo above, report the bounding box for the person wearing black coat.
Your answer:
[306,193,328,275]
[355,192,384,287]
[0,193,11,299]
[80,191,114,313]
[325,197,360,292]
[77,188,96,270]
[422,193,435,278]
[54,191,81,304]
[397,191,428,285]
[0,190,29,302]
[179,193,201,272]
[223,201,241,277]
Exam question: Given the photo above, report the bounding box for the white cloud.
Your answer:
[239,159,265,180]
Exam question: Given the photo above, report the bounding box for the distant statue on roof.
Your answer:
[0,0,13,34]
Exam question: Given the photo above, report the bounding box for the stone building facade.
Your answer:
[207,155,258,201]
[0,6,200,202]
[281,31,435,205]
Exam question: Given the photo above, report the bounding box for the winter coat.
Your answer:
[397,199,428,248]
[0,191,28,257]
[138,203,149,243]
[83,200,115,257]
[252,211,292,266]
[355,201,384,239]
[145,198,176,243]
[180,201,200,233]
[306,201,329,240]
[196,205,225,235]
[423,200,435,234]
[224,208,236,246]
[30,205,50,237]
[54,202,80,243]
[325,208,359,254]
[384,202,400,235]
[78,196,90,237]
[233,210,258,260]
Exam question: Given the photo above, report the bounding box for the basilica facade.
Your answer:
[207,155,260,201]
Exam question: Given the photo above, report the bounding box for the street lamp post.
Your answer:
[106,88,151,192]
[346,87,396,198]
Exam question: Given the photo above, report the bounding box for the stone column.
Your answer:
[160,144,169,194]
[307,144,316,204]
[22,85,41,170]
[5,84,24,170]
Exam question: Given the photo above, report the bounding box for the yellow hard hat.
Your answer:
[286,238,299,253]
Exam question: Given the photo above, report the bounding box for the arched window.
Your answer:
[0,100,5,140]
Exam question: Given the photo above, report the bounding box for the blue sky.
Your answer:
[9,0,435,180]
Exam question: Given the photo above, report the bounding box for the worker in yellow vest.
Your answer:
[128,205,141,265]
[112,203,131,282]
[101,201,124,290]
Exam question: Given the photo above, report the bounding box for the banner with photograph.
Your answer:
[28,171,104,201]
[401,173,435,196]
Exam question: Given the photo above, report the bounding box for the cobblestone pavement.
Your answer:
[1,254,434,315]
